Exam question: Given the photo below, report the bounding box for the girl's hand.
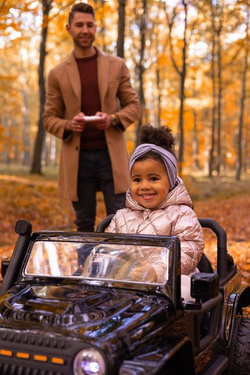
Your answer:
[128,261,157,282]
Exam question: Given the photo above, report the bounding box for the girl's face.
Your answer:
[130,158,170,209]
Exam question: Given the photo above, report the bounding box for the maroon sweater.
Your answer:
[76,52,107,150]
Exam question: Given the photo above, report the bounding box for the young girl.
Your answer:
[106,125,204,300]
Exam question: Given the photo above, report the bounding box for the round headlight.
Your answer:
[73,348,106,375]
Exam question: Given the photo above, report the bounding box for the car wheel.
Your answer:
[227,316,250,375]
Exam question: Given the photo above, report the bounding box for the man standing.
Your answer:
[43,3,140,232]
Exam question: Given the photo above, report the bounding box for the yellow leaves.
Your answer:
[127,140,135,154]
[0,1,38,14]
[193,193,250,285]
[0,22,21,34]
[0,75,17,81]
[0,177,75,247]
[0,0,40,43]
[160,109,179,125]
[157,54,169,66]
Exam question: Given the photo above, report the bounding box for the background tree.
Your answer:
[236,9,249,181]
[167,0,189,173]
[0,1,40,165]
[215,1,223,176]
[30,0,52,174]
[117,0,126,58]
[30,0,76,174]
[129,0,148,145]
[209,0,218,177]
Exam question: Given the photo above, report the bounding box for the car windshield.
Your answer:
[25,240,170,285]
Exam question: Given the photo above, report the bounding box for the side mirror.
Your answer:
[191,273,219,300]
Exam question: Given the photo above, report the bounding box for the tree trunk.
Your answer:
[216,22,222,176]
[117,0,125,58]
[209,4,216,178]
[156,65,161,127]
[168,1,188,174]
[192,110,199,170]
[30,0,52,174]
[135,0,147,145]
[21,88,31,166]
[236,17,248,180]
[177,0,188,174]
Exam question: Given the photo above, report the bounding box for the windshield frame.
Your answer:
[19,231,181,303]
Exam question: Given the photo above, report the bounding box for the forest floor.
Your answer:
[0,165,249,315]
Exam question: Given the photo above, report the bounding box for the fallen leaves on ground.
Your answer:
[194,195,250,285]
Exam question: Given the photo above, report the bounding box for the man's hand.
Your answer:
[65,112,86,133]
[94,112,112,129]
[65,112,113,133]
[71,112,86,132]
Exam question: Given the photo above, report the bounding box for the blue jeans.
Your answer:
[72,149,126,232]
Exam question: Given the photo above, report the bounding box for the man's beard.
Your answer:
[74,35,95,50]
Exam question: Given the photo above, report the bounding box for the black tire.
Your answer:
[227,317,250,375]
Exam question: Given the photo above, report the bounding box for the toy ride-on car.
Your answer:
[0,218,249,375]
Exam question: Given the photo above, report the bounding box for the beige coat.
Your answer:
[43,47,140,201]
[106,179,204,275]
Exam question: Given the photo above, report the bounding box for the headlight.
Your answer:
[73,348,106,375]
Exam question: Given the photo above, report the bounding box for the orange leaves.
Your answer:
[194,194,250,285]
[157,54,169,67]
[0,176,75,249]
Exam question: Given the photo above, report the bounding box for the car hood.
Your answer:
[0,284,174,340]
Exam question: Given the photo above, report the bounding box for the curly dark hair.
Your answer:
[68,3,95,24]
[139,124,175,153]
[136,125,176,166]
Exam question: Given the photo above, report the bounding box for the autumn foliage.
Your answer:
[0,0,249,177]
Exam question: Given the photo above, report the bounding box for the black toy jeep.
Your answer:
[0,217,249,375]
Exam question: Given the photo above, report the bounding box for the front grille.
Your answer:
[0,329,70,350]
[0,362,63,375]
[0,328,85,375]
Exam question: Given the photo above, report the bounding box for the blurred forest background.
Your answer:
[0,0,249,176]
[0,1,249,287]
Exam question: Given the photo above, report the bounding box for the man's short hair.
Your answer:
[68,3,95,24]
